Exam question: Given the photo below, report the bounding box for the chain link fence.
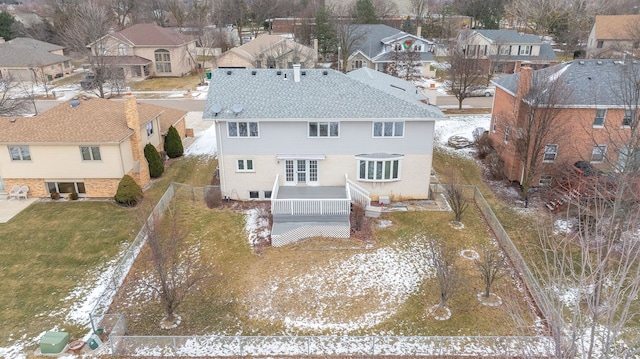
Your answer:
[88,182,557,357]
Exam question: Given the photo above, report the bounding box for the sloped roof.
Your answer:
[109,23,194,47]
[346,68,433,107]
[221,34,316,66]
[0,97,186,143]
[471,29,542,44]
[0,37,70,67]
[203,68,445,120]
[351,24,405,59]
[593,15,640,40]
[492,59,640,107]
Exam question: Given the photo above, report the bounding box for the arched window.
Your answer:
[154,49,171,73]
[118,43,127,56]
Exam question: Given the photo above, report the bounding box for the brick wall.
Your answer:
[124,95,151,188]
[85,178,120,197]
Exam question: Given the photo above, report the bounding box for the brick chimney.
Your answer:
[416,26,422,37]
[124,95,150,188]
[516,62,533,101]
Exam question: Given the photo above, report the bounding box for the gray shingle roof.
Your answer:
[346,68,434,107]
[473,30,542,44]
[0,37,70,67]
[203,68,445,120]
[492,59,640,107]
[351,24,404,59]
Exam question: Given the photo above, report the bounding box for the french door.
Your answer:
[284,160,318,185]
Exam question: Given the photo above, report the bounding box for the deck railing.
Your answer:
[346,175,372,208]
[271,198,350,216]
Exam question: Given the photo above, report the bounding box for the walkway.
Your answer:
[0,198,38,223]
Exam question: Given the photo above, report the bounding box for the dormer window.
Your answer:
[519,45,532,55]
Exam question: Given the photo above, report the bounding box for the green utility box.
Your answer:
[205,71,212,79]
[40,331,69,354]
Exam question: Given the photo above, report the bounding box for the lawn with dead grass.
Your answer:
[127,74,203,91]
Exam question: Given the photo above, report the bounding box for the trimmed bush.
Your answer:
[164,125,184,158]
[144,143,164,178]
[114,174,143,206]
[69,191,78,200]
[50,192,60,200]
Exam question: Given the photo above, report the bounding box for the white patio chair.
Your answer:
[17,185,29,200]
[8,185,21,200]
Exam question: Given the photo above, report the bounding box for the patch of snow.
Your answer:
[184,121,217,156]
[553,219,574,235]
[377,219,393,229]
[435,114,491,157]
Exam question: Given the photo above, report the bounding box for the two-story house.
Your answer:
[88,23,197,79]
[346,24,436,77]
[0,96,187,198]
[216,34,317,69]
[203,66,445,246]
[490,60,640,191]
[587,15,640,59]
[457,29,557,74]
[0,37,73,82]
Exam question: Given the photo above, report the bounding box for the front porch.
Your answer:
[270,176,371,247]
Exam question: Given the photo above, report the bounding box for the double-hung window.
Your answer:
[9,146,31,161]
[591,145,606,163]
[539,175,553,187]
[237,159,254,172]
[309,121,339,137]
[504,126,510,143]
[543,144,558,162]
[519,45,531,55]
[373,121,404,137]
[146,122,154,136]
[623,109,634,127]
[228,122,259,137]
[81,146,101,161]
[593,109,606,127]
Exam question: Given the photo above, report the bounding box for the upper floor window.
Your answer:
[228,121,259,137]
[519,45,532,55]
[539,175,553,187]
[492,116,498,132]
[118,43,127,56]
[413,44,423,52]
[504,126,510,143]
[623,109,634,127]
[352,60,363,69]
[543,144,558,162]
[499,45,511,56]
[8,146,31,161]
[373,121,404,137]
[309,121,339,137]
[154,49,172,73]
[593,109,606,127]
[80,146,101,161]
[394,43,402,51]
[591,145,607,163]
[597,40,604,49]
[146,122,154,136]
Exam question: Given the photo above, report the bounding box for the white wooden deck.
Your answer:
[274,186,347,199]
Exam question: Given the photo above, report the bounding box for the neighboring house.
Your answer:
[587,15,640,59]
[456,29,557,74]
[0,37,73,82]
[489,59,640,188]
[203,66,445,246]
[346,24,436,78]
[216,34,317,69]
[88,23,197,79]
[0,96,187,198]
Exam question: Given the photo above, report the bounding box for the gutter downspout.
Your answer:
[215,120,227,198]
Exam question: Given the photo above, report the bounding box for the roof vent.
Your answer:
[276,70,282,75]
[596,60,603,65]
[588,76,592,80]
[578,61,585,65]
[251,70,257,75]
[232,103,244,115]
[70,99,80,108]
[301,71,306,76]
[322,70,328,75]
[10,118,16,123]
[226,70,232,75]
[211,103,222,116]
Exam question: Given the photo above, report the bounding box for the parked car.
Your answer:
[80,73,96,90]
[465,86,495,97]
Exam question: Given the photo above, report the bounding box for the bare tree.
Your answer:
[443,174,470,223]
[112,0,135,29]
[474,244,506,298]
[0,76,35,116]
[166,0,188,30]
[219,0,249,45]
[137,202,211,328]
[444,43,485,110]
[427,237,461,312]
[371,0,398,20]
[335,16,366,73]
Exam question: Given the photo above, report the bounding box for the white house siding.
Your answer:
[216,120,435,201]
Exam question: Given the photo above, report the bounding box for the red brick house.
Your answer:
[489,60,640,191]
